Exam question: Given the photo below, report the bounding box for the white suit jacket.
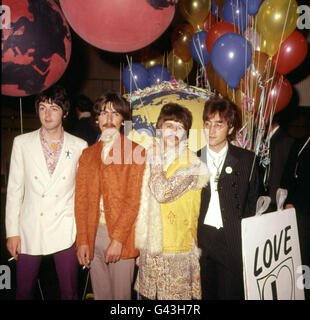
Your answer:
[5,129,88,255]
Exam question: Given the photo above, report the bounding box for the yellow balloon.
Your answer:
[179,0,211,31]
[167,50,193,81]
[257,0,299,57]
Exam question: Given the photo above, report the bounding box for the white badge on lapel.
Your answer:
[65,149,73,159]
[225,166,232,174]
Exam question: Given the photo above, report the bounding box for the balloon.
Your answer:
[211,33,252,88]
[244,27,261,51]
[265,76,292,121]
[122,63,149,93]
[2,0,71,97]
[190,31,210,65]
[222,0,249,33]
[167,50,194,81]
[204,12,217,32]
[171,23,195,63]
[211,0,219,19]
[213,0,226,19]
[242,0,263,15]
[148,65,171,86]
[206,62,228,96]
[179,0,211,31]
[139,47,165,69]
[206,21,240,55]
[272,30,308,75]
[257,0,299,57]
[59,0,175,52]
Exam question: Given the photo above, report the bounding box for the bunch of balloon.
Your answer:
[122,63,171,93]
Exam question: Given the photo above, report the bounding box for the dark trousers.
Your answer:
[16,245,79,300]
[199,225,244,300]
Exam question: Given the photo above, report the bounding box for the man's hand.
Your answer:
[7,236,21,260]
[105,239,122,263]
[77,244,91,268]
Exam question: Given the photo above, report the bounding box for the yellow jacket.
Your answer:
[161,151,202,253]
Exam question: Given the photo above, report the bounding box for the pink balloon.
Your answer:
[59,0,175,53]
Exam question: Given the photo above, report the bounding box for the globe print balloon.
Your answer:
[126,81,214,152]
[2,0,72,97]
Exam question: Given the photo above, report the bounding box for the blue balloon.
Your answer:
[122,63,149,93]
[190,31,210,65]
[211,0,218,19]
[211,33,252,89]
[148,65,171,86]
[222,0,249,33]
[242,0,262,15]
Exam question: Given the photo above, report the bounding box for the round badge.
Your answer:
[225,166,233,174]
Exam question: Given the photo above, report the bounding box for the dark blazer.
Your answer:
[265,127,294,207]
[197,143,261,274]
[72,117,99,146]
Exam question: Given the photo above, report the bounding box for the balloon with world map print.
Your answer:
[2,0,71,97]
[125,80,214,152]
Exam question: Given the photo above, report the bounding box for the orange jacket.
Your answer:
[74,134,145,260]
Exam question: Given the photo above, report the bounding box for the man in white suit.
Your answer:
[5,85,87,300]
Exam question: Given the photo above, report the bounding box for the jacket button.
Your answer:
[42,194,45,198]
[62,176,66,180]
[34,176,38,180]
[40,212,43,216]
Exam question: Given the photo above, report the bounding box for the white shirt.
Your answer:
[204,143,228,229]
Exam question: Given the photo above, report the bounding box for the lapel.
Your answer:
[218,144,239,181]
[28,129,51,182]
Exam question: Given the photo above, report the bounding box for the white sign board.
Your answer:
[242,207,304,300]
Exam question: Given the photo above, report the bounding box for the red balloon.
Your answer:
[272,30,308,75]
[59,0,175,53]
[206,21,240,54]
[203,13,217,32]
[265,77,292,122]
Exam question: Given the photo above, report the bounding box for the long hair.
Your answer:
[203,96,241,141]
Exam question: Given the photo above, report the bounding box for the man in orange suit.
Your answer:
[74,92,145,300]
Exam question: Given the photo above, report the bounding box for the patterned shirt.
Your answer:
[39,128,64,176]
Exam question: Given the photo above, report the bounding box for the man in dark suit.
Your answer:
[197,96,261,300]
[261,115,294,211]
[72,94,99,146]
[281,135,310,300]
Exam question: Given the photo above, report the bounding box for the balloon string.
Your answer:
[19,97,23,134]
[272,0,293,76]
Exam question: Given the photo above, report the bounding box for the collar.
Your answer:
[207,142,228,161]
